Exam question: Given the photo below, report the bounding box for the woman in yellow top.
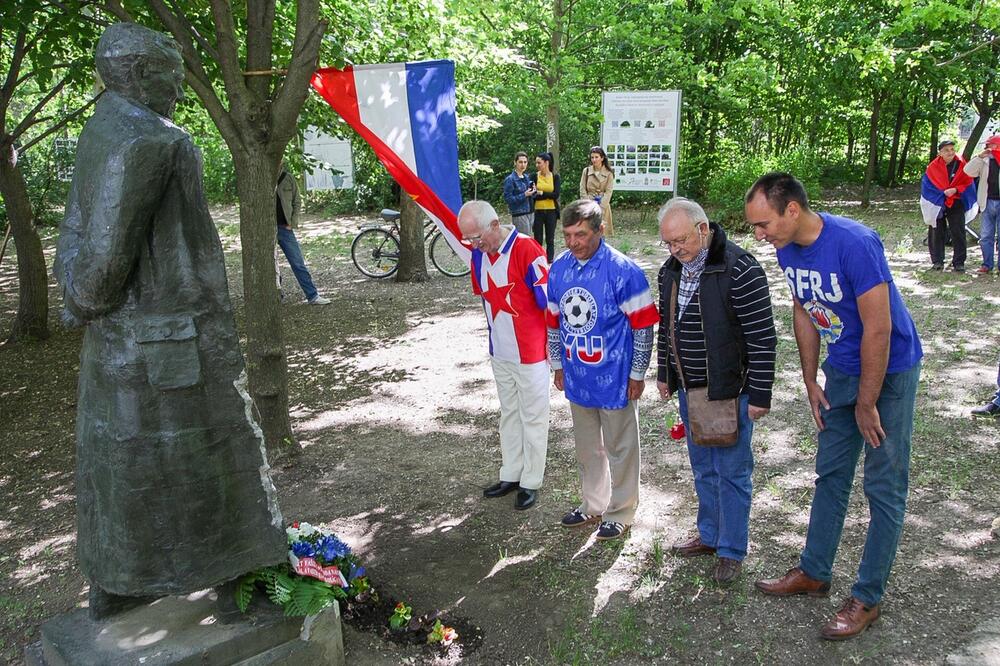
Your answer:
[530,152,561,262]
[579,146,615,236]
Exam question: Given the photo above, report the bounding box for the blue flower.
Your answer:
[348,565,366,581]
[318,535,351,562]
[291,540,316,558]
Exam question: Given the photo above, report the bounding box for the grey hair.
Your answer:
[657,196,709,230]
[561,198,603,231]
[457,200,499,232]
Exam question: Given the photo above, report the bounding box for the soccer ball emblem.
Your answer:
[561,288,597,334]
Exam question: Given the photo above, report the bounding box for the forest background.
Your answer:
[2,0,1000,457]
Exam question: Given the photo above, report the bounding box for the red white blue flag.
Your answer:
[919,155,978,226]
[311,61,469,261]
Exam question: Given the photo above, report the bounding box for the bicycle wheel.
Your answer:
[351,228,400,278]
[430,231,470,277]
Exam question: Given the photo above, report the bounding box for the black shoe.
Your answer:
[972,402,1000,418]
[953,265,965,273]
[931,263,944,271]
[514,489,537,510]
[484,481,519,498]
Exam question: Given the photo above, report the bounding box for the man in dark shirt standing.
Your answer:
[656,197,776,585]
[964,135,1000,274]
[276,165,330,304]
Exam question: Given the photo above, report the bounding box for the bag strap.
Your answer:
[667,280,688,392]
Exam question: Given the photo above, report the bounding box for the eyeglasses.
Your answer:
[464,233,484,246]
[663,232,702,249]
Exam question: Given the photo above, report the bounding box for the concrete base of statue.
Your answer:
[24,589,344,666]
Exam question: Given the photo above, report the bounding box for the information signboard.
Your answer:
[600,90,682,192]
[303,127,354,190]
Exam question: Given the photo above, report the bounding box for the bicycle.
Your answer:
[351,208,470,279]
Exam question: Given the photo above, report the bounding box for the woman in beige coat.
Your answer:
[579,146,615,235]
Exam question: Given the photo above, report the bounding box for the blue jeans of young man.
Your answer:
[990,355,1000,407]
[276,225,318,301]
[798,359,921,608]
[979,199,1000,270]
[678,391,754,561]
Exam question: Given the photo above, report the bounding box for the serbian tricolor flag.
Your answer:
[311,61,469,261]
[920,156,978,226]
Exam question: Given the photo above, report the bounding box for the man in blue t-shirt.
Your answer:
[745,172,922,642]
[546,199,659,541]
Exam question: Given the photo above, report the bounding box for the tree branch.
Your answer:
[270,0,325,154]
[166,0,221,63]
[936,35,1000,67]
[19,93,101,154]
[208,0,248,113]
[9,75,69,141]
[1,26,29,113]
[143,0,239,146]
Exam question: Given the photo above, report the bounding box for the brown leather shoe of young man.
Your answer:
[755,567,831,597]
[820,596,880,640]
[670,535,716,558]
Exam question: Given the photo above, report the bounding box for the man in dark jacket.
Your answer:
[54,23,285,618]
[656,197,776,584]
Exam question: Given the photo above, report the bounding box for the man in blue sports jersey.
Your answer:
[745,172,922,641]
[546,199,660,541]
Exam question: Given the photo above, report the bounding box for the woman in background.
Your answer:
[531,152,561,262]
[579,146,615,236]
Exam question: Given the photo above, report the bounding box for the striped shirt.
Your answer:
[667,254,776,407]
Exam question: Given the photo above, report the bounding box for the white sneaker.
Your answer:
[308,295,331,305]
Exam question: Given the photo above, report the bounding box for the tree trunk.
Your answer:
[861,91,884,209]
[0,144,49,342]
[545,102,560,173]
[232,152,296,458]
[964,112,991,161]
[898,106,917,181]
[846,122,855,165]
[395,190,428,282]
[885,99,905,186]
[544,0,564,170]
[929,87,944,163]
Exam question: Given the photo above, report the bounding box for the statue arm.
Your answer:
[64,138,173,320]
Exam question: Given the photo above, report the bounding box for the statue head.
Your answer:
[96,23,185,118]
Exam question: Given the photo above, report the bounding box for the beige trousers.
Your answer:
[492,358,550,490]
[569,400,640,524]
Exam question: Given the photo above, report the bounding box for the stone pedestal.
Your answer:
[24,590,343,666]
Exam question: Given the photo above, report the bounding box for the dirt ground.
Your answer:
[2,189,1000,665]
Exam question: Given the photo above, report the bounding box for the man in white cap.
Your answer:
[963,134,1000,274]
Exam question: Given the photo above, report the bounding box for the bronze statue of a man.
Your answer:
[54,23,286,618]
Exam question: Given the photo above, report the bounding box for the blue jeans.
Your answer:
[277,225,318,300]
[678,391,754,561]
[980,199,1000,270]
[799,360,921,607]
[991,355,1000,407]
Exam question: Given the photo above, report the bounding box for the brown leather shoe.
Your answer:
[713,557,742,585]
[670,535,716,558]
[755,567,831,597]
[820,596,880,641]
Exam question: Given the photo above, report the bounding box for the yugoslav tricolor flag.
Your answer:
[311,60,469,261]
[920,156,978,226]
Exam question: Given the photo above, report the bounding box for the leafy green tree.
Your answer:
[0,1,101,342]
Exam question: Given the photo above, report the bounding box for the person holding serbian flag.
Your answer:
[963,134,1000,274]
[920,140,976,272]
[547,199,659,541]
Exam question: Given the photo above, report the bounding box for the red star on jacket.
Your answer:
[481,274,518,321]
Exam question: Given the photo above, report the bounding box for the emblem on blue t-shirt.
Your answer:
[804,299,844,343]
[560,286,603,364]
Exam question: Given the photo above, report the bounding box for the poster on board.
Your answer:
[303,126,354,190]
[600,90,681,192]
